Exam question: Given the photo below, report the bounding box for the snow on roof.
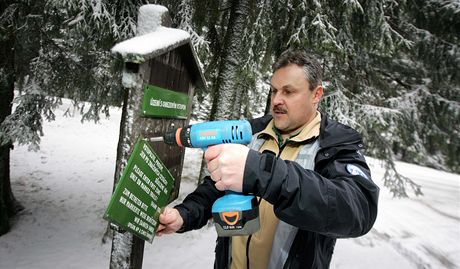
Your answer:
[137,5,168,36]
[110,4,206,90]
[111,4,190,63]
[111,26,190,63]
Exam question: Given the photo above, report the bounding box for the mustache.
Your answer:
[272,106,287,113]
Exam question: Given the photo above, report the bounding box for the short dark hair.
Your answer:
[272,49,323,91]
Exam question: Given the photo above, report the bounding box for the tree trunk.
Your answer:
[109,74,145,269]
[198,0,250,182]
[0,8,22,235]
[210,0,250,120]
[0,144,11,235]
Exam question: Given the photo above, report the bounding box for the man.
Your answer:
[157,49,379,268]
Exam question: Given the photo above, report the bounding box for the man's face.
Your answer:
[270,64,323,134]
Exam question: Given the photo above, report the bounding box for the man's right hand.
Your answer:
[156,207,184,236]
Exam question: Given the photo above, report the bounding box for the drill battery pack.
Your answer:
[211,193,260,237]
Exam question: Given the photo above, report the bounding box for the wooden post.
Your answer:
[108,5,205,269]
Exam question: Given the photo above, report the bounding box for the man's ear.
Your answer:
[313,86,323,104]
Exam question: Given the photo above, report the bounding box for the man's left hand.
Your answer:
[204,144,249,192]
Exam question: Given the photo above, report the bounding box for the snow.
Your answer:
[137,5,169,36]
[111,27,190,62]
[121,71,139,88]
[111,5,189,63]
[1,100,459,269]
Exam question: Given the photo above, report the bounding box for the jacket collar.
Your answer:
[251,112,362,149]
[257,112,321,145]
[318,112,362,149]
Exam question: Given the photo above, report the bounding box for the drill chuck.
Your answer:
[162,126,193,147]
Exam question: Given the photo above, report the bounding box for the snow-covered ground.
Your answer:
[0,101,459,269]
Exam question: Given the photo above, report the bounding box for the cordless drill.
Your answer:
[150,120,260,236]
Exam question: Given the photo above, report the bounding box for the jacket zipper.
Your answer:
[246,142,286,268]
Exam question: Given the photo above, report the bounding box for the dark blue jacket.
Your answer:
[175,114,379,268]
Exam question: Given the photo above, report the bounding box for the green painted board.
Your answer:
[104,138,175,243]
[142,84,189,119]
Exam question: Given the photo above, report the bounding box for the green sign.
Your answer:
[142,84,189,119]
[104,138,175,243]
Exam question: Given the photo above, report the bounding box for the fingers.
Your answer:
[207,157,219,173]
[156,224,166,236]
[156,210,171,237]
[214,180,226,191]
[156,208,184,237]
[206,145,224,183]
[159,208,178,230]
[159,207,175,224]
[204,144,248,193]
[208,160,221,182]
[204,145,223,162]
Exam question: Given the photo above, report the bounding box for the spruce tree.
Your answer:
[1,0,458,237]
[161,0,459,197]
[0,0,143,235]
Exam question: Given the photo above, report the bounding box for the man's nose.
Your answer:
[271,92,283,106]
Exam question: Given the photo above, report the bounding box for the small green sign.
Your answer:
[142,84,189,119]
[104,138,175,243]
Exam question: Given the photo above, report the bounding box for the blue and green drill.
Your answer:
[150,120,260,236]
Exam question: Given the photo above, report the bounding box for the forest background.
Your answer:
[0,0,459,237]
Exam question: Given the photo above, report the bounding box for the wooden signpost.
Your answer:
[106,4,206,269]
